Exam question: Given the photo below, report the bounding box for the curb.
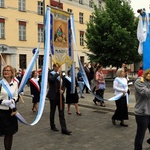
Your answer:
[78,103,135,116]
[24,94,135,116]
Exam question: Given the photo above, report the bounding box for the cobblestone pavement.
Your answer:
[0,85,150,150]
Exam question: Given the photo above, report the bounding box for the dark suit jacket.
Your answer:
[84,66,91,81]
[47,70,65,100]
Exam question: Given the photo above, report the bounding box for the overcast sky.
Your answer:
[130,0,150,16]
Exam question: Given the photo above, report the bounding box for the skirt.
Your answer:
[112,96,128,121]
[0,109,18,136]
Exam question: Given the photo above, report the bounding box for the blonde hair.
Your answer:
[3,65,14,78]
[116,68,124,77]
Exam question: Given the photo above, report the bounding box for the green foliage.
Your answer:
[85,0,141,68]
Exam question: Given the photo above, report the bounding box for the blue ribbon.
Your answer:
[15,6,51,125]
[0,80,13,99]
[18,44,40,94]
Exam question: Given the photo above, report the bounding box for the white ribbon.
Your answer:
[16,6,51,126]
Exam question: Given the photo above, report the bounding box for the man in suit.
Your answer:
[47,64,72,135]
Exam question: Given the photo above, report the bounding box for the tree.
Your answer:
[85,0,141,68]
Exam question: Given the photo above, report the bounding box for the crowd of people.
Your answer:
[0,62,148,150]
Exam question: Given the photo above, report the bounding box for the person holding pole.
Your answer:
[0,65,18,150]
[47,63,72,135]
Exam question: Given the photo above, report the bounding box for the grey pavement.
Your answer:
[23,84,136,115]
[1,85,150,150]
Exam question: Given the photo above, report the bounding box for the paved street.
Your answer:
[0,85,150,150]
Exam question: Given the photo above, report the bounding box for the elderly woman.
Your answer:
[111,68,129,127]
[0,65,18,150]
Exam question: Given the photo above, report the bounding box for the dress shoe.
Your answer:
[80,96,85,98]
[93,99,97,105]
[147,138,150,144]
[61,130,72,135]
[68,112,71,115]
[86,92,90,94]
[120,123,128,127]
[100,103,106,107]
[76,112,81,116]
[32,108,36,112]
[51,127,59,131]
[112,119,116,125]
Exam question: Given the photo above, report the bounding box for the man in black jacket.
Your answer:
[47,64,71,135]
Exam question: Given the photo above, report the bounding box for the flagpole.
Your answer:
[60,66,62,110]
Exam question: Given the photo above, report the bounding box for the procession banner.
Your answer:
[50,7,73,66]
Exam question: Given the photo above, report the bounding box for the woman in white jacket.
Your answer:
[111,68,129,127]
[0,65,18,150]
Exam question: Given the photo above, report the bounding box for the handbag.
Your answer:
[99,83,106,90]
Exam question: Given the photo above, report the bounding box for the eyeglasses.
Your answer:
[4,70,11,72]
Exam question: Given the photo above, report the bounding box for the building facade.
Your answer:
[0,0,104,74]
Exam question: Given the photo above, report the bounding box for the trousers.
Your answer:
[49,94,67,131]
[134,115,150,150]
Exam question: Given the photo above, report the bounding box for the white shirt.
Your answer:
[113,77,128,96]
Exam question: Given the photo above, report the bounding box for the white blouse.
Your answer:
[113,77,128,96]
[0,78,18,110]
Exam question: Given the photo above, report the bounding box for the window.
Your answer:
[89,0,93,8]
[19,21,26,41]
[0,0,4,7]
[18,0,26,11]
[0,18,5,39]
[89,15,94,22]
[80,56,84,65]
[67,9,72,13]
[38,1,44,15]
[19,54,26,69]
[79,0,83,4]
[38,24,44,42]
[80,31,84,46]
[79,12,84,24]
[38,55,44,68]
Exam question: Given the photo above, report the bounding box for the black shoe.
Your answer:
[93,99,97,105]
[120,123,128,127]
[100,103,106,107]
[147,138,150,144]
[112,119,116,125]
[61,130,72,135]
[51,127,59,131]
[76,112,82,116]
[86,92,90,94]
[80,96,84,98]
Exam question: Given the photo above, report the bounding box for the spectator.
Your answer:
[77,68,84,98]
[83,62,91,93]
[93,65,106,107]
[137,66,143,77]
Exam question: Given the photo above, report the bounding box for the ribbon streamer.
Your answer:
[15,6,51,125]
[18,44,40,94]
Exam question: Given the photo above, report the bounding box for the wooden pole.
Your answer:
[19,94,25,104]
[0,53,6,66]
[59,67,62,110]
